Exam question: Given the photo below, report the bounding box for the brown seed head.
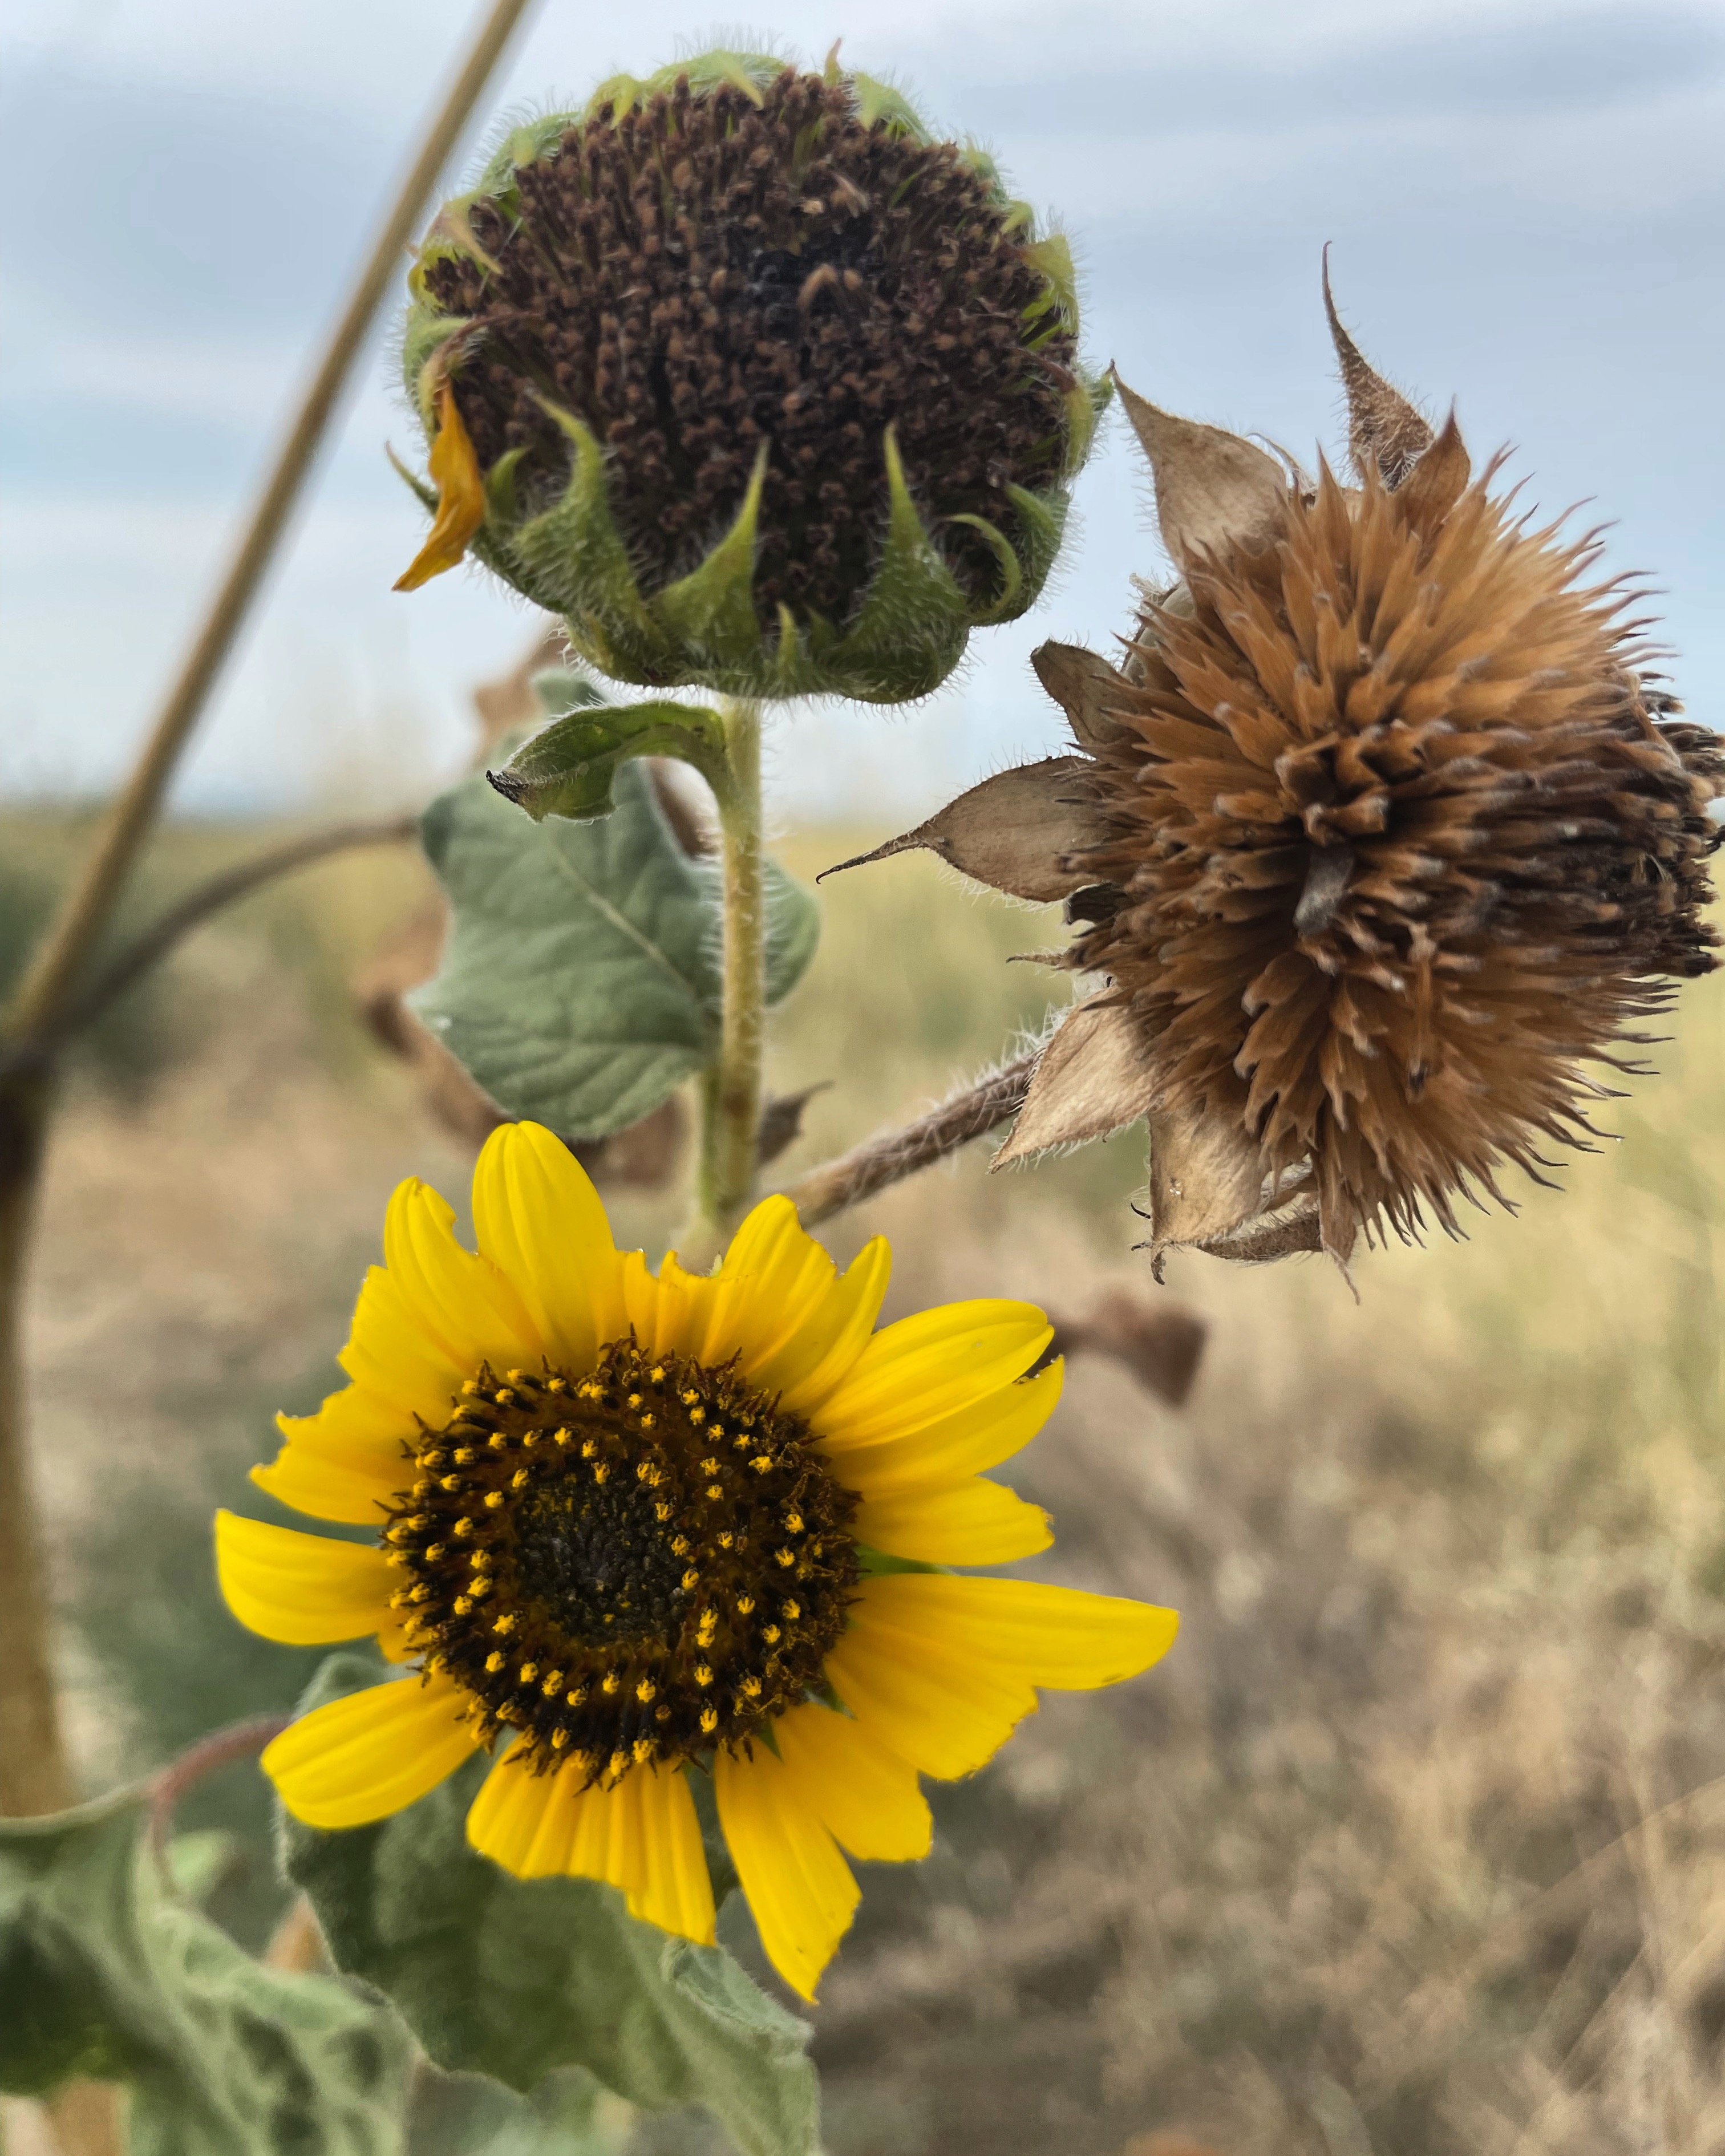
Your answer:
[415,61,1075,630]
[1076,403,1723,1257]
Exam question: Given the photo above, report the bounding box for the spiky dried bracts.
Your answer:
[395,49,1101,703]
[837,276,1724,1275]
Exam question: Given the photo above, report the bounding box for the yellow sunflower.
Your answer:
[216,1122,1177,1999]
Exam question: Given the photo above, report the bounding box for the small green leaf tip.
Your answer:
[397,49,1099,702]
[488,699,728,823]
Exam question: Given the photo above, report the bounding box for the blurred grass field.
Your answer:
[11,793,1725,2155]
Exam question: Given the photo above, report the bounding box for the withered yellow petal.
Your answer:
[394,380,485,591]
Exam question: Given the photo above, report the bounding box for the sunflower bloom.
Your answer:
[217,1122,1176,1999]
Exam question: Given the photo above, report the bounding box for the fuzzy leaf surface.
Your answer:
[0,1790,410,2155]
[489,702,727,823]
[413,760,819,1140]
[282,1656,820,2156]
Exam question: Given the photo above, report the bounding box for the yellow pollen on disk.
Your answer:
[763,1624,781,1643]
[689,1405,706,1424]
[453,1595,473,1615]
[440,1475,461,1493]
[655,1503,671,1522]
[718,1533,735,1550]
[521,1431,538,1450]
[602,1672,621,1695]
[506,1369,527,1384]
[461,1380,483,1397]
[550,1727,569,1748]
[546,1377,567,1395]
[412,1480,432,1498]
[453,1448,475,1465]
[495,1389,515,1405]
[488,1433,508,1452]
[581,1438,597,1458]
[484,1492,505,1509]
[700,1458,719,1475]
[593,1464,609,1485]
[700,1707,718,1734]
[640,1413,655,1428]
[493,1613,517,1635]
[785,1513,804,1534]
[425,1542,447,1562]
[750,1456,773,1474]
[695,1665,714,1686]
[627,1394,642,1409]
[553,1427,572,1446]
[706,1484,723,1502]
[737,1595,755,1614]
[740,1676,762,1697]
[453,1518,474,1537]
[386,1550,411,1569]
[682,1568,700,1590]
[542,1670,564,1696]
[608,1751,629,1780]
[511,1468,529,1490]
[671,1536,691,1555]
[782,1599,800,1620]
[519,1662,538,1684]
[485,1651,506,1673]
[636,1679,656,1703]
[649,1365,665,1382]
[471,1549,492,1571]
[633,1738,654,1764]
[776,1548,796,1567]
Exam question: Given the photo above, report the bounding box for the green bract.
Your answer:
[397,47,1104,703]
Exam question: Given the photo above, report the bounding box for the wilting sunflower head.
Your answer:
[218,1122,1174,1999]
[851,271,1725,1274]
[394,47,1099,704]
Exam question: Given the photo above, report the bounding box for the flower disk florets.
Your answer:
[384,1339,859,1782]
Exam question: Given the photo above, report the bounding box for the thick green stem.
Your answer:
[697,703,766,1243]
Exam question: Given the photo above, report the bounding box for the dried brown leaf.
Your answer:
[1112,374,1287,569]
[820,757,1104,902]
[1321,250,1434,490]
[992,995,1158,1168]
[1031,641,1131,753]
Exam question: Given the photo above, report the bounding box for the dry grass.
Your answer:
[17,807,1725,2154]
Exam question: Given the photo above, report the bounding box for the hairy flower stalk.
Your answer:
[839,275,1724,1273]
[394,47,1100,703]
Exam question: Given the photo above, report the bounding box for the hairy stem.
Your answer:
[697,702,766,1242]
[778,1051,1035,1228]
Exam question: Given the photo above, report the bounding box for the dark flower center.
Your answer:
[382,1338,860,1781]
[420,64,1074,626]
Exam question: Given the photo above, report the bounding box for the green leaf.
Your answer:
[284,1656,820,2156]
[490,703,728,825]
[412,761,818,1141]
[411,2064,626,2156]
[0,1789,411,2155]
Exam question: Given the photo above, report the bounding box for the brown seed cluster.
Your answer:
[382,1341,860,1782]
[422,65,1073,625]
[1072,426,1724,1246]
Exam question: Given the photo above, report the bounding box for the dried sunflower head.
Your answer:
[394,48,1100,703]
[838,274,1724,1275]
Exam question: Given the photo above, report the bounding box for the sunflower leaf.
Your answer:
[0,1786,411,2154]
[283,1655,821,2156]
[413,759,819,1141]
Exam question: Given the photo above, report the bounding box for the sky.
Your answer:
[3,0,1723,828]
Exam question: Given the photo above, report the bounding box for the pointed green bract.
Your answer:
[653,445,771,674]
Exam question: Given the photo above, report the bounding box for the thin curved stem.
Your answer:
[0,817,418,1079]
[697,702,766,1242]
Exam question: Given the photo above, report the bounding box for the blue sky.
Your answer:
[3,0,1722,825]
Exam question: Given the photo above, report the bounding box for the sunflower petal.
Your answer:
[338,1265,467,1428]
[262,1671,479,1828]
[815,1301,1052,1449]
[251,1398,411,1525]
[470,1123,627,1376]
[466,1746,571,1877]
[624,1766,718,1944]
[214,1511,396,1647]
[855,1476,1052,1565]
[683,1198,892,1410]
[621,1249,718,1362]
[774,1704,932,1862]
[870,1574,1180,1689]
[826,1361,1063,1498]
[714,1743,859,2002]
[381,1178,541,1374]
[824,1604,1039,1780]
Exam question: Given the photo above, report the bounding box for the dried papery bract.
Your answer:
[854,283,1725,1275]
[394,48,1101,703]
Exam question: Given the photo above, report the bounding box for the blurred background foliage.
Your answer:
[15,781,1725,2155]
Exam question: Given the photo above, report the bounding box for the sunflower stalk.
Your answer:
[695,700,768,1252]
